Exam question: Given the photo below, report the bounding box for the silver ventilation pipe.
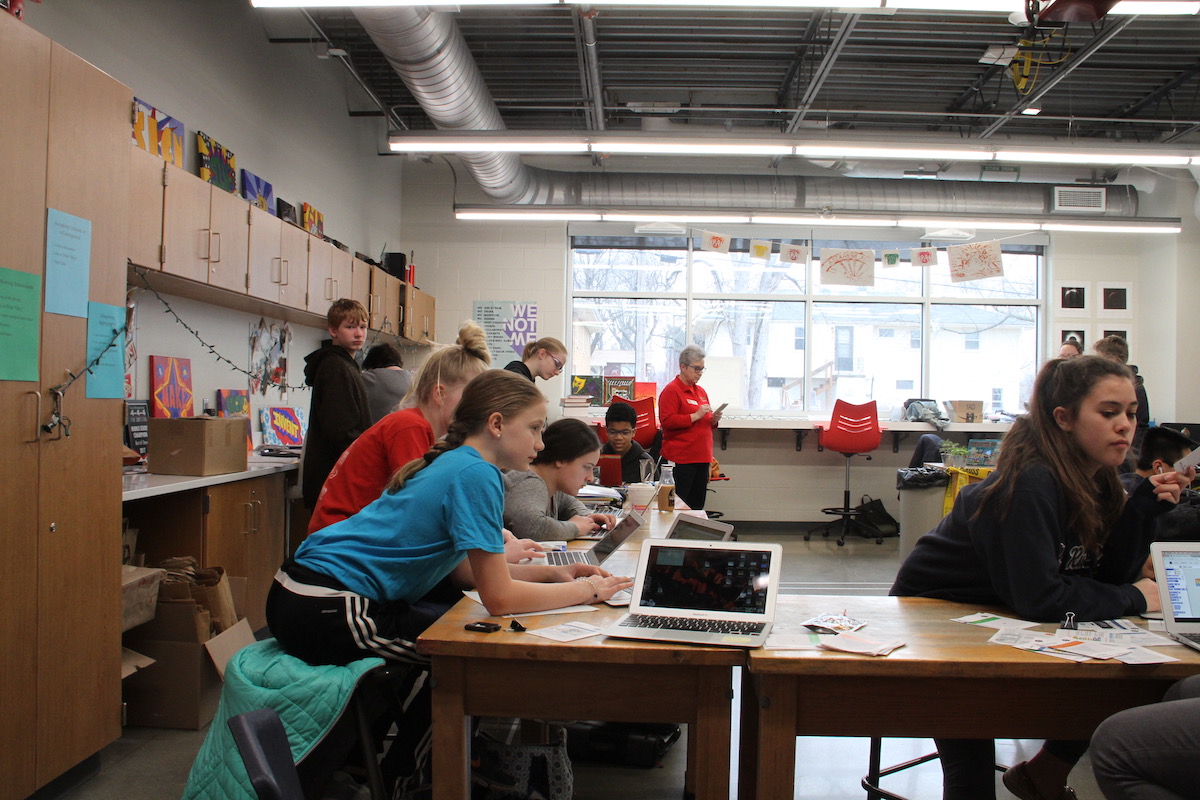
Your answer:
[355,7,1138,217]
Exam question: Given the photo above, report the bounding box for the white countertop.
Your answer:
[122,456,299,501]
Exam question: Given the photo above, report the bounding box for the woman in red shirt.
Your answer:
[658,344,723,509]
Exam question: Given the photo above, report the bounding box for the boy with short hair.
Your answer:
[301,299,371,508]
[601,402,653,484]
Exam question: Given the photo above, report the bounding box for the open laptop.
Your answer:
[603,539,783,648]
[666,513,735,541]
[544,510,644,567]
[1151,541,1200,653]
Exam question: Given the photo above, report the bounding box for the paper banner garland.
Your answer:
[780,244,810,265]
[948,240,1003,283]
[749,239,774,260]
[881,249,901,267]
[911,247,938,267]
[819,249,875,287]
[698,231,730,253]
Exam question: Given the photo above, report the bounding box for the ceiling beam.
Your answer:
[575,7,607,131]
[978,15,1136,139]
[783,12,859,134]
[775,11,827,110]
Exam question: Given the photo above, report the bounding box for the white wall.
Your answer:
[24,0,408,439]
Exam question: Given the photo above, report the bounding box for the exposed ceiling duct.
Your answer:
[353,6,1138,218]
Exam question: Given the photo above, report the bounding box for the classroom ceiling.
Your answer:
[294,6,1200,150]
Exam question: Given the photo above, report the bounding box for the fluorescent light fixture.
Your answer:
[253,0,1199,10]
[752,215,899,227]
[252,0,559,5]
[455,211,602,221]
[997,150,1192,166]
[1041,222,1182,233]
[600,213,752,223]
[898,218,1041,231]
[887,0,1022,8]
[795,145,993,161]
[389,137,589,154]
[597,142,794,156]
[1021,106,1042,116]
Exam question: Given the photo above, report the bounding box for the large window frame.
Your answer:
[569,232,1044,418]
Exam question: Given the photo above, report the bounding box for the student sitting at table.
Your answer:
[601,401,655,484]
[891,355,1192,800]
[503,417,618,541]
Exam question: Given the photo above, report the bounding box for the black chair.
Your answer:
[861,738,1006,800]
[228,708,304,800]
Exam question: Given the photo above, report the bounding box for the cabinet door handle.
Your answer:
[281,259,289,286]
[243,502,254,535]
[25,391,41,443]
[253,500,262,533]
[325,276,333,301]
[272,257,282,285]
[333,279,340,298]
[211,231,222,263]
[49,388,65,441]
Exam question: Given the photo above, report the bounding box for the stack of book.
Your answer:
[560,395,593,417]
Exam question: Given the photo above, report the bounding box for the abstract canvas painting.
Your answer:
[217,388,250,416]
[149,355,195,418]
[276,198,300,227]
[240,169,275,213]
[302,202,324,237]
[132,97,185,167]
[197,131,237,193]
[259,407,307,446]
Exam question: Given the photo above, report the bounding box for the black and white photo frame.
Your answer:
[1098,281,1133,318]
[1054,281,1090,317]
[1058,326,1089,355]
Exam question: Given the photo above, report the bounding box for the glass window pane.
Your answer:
[570,297,687,390]
[572,247,687,293]
[928,250,1039,299]
[690,300,806,412]
[812,242,923,297]
[810,302,923,417]
[692,248,806,295]
[929,304,1039,414]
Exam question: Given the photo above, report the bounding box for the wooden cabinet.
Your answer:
[203,474,285,631]
[370,266,403,336]
[248,205,310,309]
[404,285,437,344]
[306,238,353,314]
[128,145,165,270]
[351,256,372,314]
[161,163,249,292]
[0,16,128,797]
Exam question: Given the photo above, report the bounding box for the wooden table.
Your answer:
[419,508,742,800]
[739,595,1200,800]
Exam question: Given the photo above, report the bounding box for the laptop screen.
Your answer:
[668,516,730,541]
[637,543,773,615]
[590,511,643,561]
[1160,548,1200,622]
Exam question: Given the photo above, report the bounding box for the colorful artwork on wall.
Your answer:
[249,318,290,396]
[197,131,236,193]
[259,407,307,447]
[276,198,300,227]
[301,202,324,237]
[132,98,185,167]
[216,388,250,416]
[149,355,195,418]
[240,169,275,214]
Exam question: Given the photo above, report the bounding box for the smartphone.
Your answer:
[464,621,501,633]
[714,402,728,414]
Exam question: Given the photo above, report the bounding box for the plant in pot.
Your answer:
[939,440,969,469]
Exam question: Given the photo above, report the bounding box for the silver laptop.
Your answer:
[544,510,644,567]
[666,512,735,542]
[1151,541,1200,653]
[603,539,783,648]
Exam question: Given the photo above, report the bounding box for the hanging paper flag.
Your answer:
[881,249,902,267]
[749,239,774,260]
[780,244,810,265]
[819,249,876,287]
[948,240,1004,283]
[911,247,938,267]
[698,231,731,253]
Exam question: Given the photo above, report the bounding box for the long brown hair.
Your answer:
[980,355,1133,555]
[404,321,491,407]
[386,370,544,493]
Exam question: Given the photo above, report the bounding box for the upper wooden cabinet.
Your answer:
[350,256,372,314]
[128,146,165,270]
[159,162,249,291]
[404,285,437,345]
[306,238,353,315]
[369,266,403,336]
[207,188,250,293]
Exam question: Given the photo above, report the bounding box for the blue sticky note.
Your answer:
[0,267,42,381]
[45,208,92,318]
[85,302,126,399]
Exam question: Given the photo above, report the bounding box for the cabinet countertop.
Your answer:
[122,456,298,501]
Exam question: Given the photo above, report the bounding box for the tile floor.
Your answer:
[50,530,1106,800]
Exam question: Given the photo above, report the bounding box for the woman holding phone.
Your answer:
[658,344,723,510]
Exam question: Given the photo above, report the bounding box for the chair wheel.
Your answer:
[837,540,845,547]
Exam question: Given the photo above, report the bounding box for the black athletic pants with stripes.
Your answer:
[266,563,462,789]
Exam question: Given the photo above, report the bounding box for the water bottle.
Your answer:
[657,463,676,511]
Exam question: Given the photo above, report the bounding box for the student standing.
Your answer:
[503,336,567,383]
[891,355,1191,800]
[301,299,371,508]
[659,344,723,510]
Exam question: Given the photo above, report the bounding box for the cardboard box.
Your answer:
[123,575,254,729]
[147,416,248,476]
[948,400,985,424]
[120,565,166,632]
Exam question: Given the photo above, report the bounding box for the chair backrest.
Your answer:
[227,708,304,800]
[611,395,658,449]
[819,399,881,455]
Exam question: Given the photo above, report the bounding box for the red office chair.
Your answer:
[807,399,883,546]
[610,395,658,450]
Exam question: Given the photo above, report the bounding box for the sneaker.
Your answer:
[1001,761,1078,800]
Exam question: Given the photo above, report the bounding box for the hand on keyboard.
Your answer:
[604,589,632,607]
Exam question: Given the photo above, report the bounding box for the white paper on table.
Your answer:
[1056,627,1180,648]
[765,632,828,650]
[987,629,1044,647]
[463,591,596,618]
[1037,638,1132,660]
[1018,641,1094,662]
[1115,646,1181,665]
[818,631,906,656]
[954,612,1039,630]
[527,621,605,642]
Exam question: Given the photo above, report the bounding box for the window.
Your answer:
[570,235,1043,417]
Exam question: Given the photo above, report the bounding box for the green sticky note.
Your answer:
[0,267,42,381]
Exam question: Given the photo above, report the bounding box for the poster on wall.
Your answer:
[45,208,92,318]
[85,301,127,399]
[474,301,539,362]
[249,318,290,397]
[1098,282,1134,318]
[0,266,41,381]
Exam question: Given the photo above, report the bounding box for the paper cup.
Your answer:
[627,483,657,512]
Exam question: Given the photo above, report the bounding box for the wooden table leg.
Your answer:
[429,657,470,800]
[753,673,798,800]
[737,668,760,800]
[683,666,733,800]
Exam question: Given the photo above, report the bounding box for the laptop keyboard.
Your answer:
[618,614,765,635]
[546,550,589,566]
[1180,632,1200,644]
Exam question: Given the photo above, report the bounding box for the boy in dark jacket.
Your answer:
[301,299,370,508]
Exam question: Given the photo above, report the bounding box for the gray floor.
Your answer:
[56,531,1105,800]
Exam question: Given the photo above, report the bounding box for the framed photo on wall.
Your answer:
[1098,281,1134,318]
[1054,281,1091,317]
[1101,326,1135,357]
[1057,326,1090,356]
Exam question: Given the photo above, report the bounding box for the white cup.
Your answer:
[627,483,656,512]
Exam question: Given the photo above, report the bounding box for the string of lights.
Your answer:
[40,322,129,438]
